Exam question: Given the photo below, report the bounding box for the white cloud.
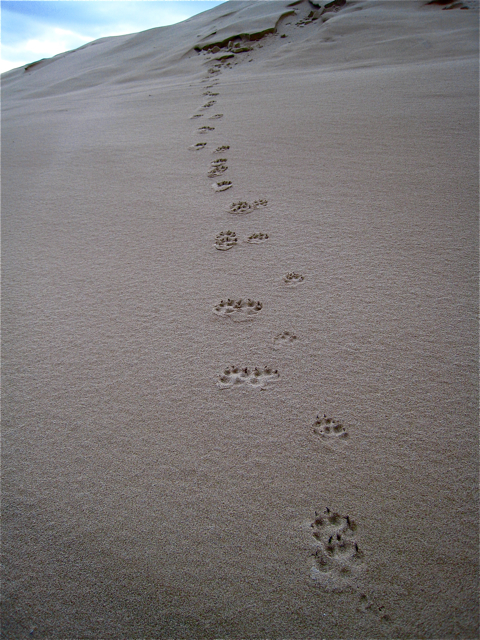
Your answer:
[24,32,91,56]
[0,58,26,73]
[1,1,225,73]
[2,28,94,71]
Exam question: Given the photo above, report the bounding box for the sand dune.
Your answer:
[2,1,478,638]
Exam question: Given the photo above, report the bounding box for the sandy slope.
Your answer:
[2,1,478,638]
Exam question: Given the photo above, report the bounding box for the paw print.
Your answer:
[357,593,393,624]
[309,507,364,590]
[214,231,238,251]
[208,164,228,178]
[213,298,263,321]
[189,142,207,150]
[312,415,348,440]
[283,272,305,286]
[217,366,279,389]
[229,201,255,214]
[212,180,233,192]
[246,232,269,244]
[273,330,297,349]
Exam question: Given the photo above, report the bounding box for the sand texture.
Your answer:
[2,0,479,638]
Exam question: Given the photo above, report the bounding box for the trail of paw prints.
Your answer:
[213,298,263,322]
[246,232,269,244]
[190,97,218,121]
[217,366,279,389]
[214,231,237,251]
[228,199,268,215]
[312,415,349,441]
[202,64,222,79]
[273,330,297,350]
[200,80,220,88]
[198,126,215,134]
[204,51,237,71]
[309,507,365,592]
[283,272,305,286]
[203,90,219,97]
[211,148,232,190]
[195,35,273,70]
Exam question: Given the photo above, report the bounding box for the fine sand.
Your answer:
[2,1,478,638]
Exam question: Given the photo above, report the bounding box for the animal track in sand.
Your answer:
[212,180,233,192]
[357,592,393,624]
[217,366,279,389]
[202,73,221,82]
[246,232,269,244]
[214,145,230,153]
[189,142,207,150]
[283,272,305,286]
[203,91,219,97]
[273,330,297,349]
[208,158,228,177]
[208,164,228,178]
[209,114,224,120]
[309,507,365,591]
[229,201,255,214]
[202,100,216,108]
[228,199,268,215]
[312,415,348,440]
[190,113,203,119]
[308,508,392,619]
[198,126,215,134]
[214,231,237,251]
[196,36,272,65]
[213,298,263,321]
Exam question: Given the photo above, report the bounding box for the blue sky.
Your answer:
[1,1,225,73]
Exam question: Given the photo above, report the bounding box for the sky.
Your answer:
[1,1,226,73]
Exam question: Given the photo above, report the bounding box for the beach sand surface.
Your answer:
[2,1,478,637]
